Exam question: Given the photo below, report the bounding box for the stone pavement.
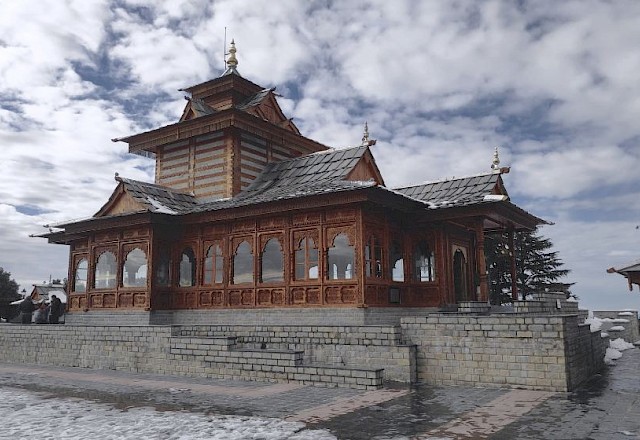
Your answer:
[1,347,639,439]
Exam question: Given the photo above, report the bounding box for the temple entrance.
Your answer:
[453,248,468,302]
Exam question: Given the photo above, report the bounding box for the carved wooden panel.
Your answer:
[229,289,254,306]
[259,233,284,250]
[94,231,119,243]
[90,294,103,307]
[326,226,356,247]
[324,285,358,304]
[211,290,224,306]
[202,224,227,236]
[199,291,212,306]
[256,288,285,305]
[364,285,389,305]
[122,241,149,255]
[69,295,84,310]
[325,208,356,223]
[258,216,286,231]
[119,293,134,308]
[122,227,149,239]
[232,236,254,252]
[134,293,148,308]
[292,212,322,226]
[232,219,255,232]
[291,286,321,305]
[184,292,198,308]
[292,229,320,248]
[72,240,89,251]
[103,294,116,308]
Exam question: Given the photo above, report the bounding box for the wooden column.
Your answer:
[509,228,518,300]
[475,220,489,302]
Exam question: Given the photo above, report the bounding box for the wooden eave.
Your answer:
[114,108,328,155]
[42,212,174,245]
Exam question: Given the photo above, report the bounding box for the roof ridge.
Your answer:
[393,171,497,190]
[116,176,195,196]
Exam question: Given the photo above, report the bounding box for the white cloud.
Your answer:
[0,0,638,314]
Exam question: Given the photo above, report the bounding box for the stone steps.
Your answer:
[169,335,384,389]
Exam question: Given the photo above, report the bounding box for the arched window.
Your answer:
[295,236,319,280]
[74,258,88,292]
[389,241,404,282]
[179,247,196,287]
[414,240,435,282]
[94,251,117,289]
[154,248,171,287]
[204,243,223,284]
[364,235,383,278]
[261,238,284,283]
[327,233,354,280]
[122,248,148,287]
[232,241,253,284]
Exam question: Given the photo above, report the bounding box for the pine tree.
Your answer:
[0,267,21,320]
[486,229,571,304]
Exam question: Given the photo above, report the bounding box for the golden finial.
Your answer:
[361,122,377,147]
[491,147,501,173]
[222,39,240,76]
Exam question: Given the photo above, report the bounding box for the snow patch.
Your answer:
[609,326,626,331]
[605,347,622,365]
[612,318,630,323]
[610,338,635,351]
[146,197,178,214]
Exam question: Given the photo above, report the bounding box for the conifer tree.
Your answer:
[486,229,571,304]
[0,267,21,320]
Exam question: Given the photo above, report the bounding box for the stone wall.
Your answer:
[0,323,414,389]
[65,307,438,326]
[400,312,607,392]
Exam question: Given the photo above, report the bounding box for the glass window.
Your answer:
[74,258,88,292]
[390,241,404,282]
[155,248,171,286]
[232,241,253,284]
[122,248,147,287]
[261,238,284,283]
[327,233,355,280]
[204,243,224,284]
[295,236,319,280]
[179,247,196,287]
[414,240,435,282]
[95,251,117,289]
[365,235,383,278]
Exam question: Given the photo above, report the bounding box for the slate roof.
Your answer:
[393,172,505,209]
[236,88,274,111]
[188,97,216,117]
[116,177,198,214]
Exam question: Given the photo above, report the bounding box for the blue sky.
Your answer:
[0,0,639,311]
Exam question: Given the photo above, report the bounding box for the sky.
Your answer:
[0,0,639,312]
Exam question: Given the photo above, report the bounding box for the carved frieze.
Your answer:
[292,212,322,226]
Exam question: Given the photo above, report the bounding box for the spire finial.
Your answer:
[491,146,501,173]
[361,122,377,147]
[222,39,240,76]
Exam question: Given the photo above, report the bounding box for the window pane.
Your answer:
[122,248,148,287]
[204,246,214,284]
[95,251,116,289]
[415,241,435,282]
[215,245,223,284]
[74,259,88,292]
[295,236,319,280]
[233,241,253,284]
[327,233,354,280]
[155,249,170,286]
[261,238,283,283]
[390,241,404,282]
[179,248,196,287]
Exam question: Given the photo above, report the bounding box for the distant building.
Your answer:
[608,261,640,292]
[41,42,543,324]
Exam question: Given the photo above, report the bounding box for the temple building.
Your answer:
[608,260,640,292]
[42,42,544,325]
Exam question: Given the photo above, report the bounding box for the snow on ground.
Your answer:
[604,338,636,365]
[0,388,337,440]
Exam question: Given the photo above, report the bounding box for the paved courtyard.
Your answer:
[1,347,639,439]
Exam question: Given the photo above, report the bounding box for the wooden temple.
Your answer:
[42,42,544,316]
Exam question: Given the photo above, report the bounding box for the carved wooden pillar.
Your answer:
[475,220,489,302]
